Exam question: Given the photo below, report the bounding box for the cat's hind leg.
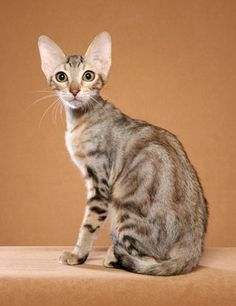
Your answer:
[103,245,118,268]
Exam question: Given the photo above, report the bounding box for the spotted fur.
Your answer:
[38,32,208,275]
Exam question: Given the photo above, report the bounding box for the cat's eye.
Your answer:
[82,70,95,82]
[55,71,68,82]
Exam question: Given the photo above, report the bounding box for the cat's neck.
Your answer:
[64,96,105,132]
[65,107,84,132]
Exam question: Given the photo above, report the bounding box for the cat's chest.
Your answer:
[65,123,87,176]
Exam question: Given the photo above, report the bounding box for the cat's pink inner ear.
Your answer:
[38,35,65,81]
[85,32,112,80]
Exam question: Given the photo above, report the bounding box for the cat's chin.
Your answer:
[65,101,80,110]
[58,96,78,107]
[61,98,88,111]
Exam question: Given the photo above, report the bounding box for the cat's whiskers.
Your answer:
[38,98,60,128]
[52,100,59,125]
[30,90,52,93]
[87,99,97,112]
[55,102,60,124]
[24,91,64,126]
[23,93,57,114]
[90,95,108,113]
[60,103,64,122]
[54,101,63,125]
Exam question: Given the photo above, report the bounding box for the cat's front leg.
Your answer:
[59,197,108,265]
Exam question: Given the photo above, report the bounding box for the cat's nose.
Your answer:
[70,88,80,97]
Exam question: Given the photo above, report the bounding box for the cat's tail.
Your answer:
[113,244,201,276]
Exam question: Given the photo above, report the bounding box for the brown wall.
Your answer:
[0,0,235,247]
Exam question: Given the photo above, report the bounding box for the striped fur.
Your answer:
[38,33,208,275]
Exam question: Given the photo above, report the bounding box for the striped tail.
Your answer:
[113,244,200,276]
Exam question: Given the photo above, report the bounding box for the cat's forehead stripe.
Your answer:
[65,55,84,68]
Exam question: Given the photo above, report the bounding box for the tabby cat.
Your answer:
[38,32,208,275]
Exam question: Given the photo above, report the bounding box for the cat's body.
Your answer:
[38,32,208,275]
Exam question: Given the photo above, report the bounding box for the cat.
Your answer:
[38,32,208,275]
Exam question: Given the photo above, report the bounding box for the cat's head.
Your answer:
[38,32,111,110]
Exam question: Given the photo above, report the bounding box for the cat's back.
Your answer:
[111,112,207,217]
[112,113,192,173]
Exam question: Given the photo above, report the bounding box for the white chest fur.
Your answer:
[65,123,87,177]
[65,127,96,200]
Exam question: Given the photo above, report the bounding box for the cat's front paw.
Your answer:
[59,251,88,265]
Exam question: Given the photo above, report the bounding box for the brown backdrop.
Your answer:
[0,0,235,247]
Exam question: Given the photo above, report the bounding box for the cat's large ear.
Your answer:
[38,35,65,81]
[85,32,111,81]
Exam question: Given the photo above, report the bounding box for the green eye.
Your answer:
[82,70,95,82]
[55,71,68,82]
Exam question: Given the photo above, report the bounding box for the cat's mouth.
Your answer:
[61,96,88,110]
[58,92,92,110]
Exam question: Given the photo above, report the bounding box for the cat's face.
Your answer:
[45,54,105,110]
[38,32,111,110]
